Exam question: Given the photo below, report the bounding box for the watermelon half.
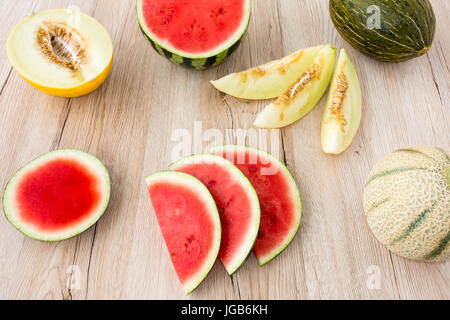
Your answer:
[136,0,251,70]
[145,171,221,294]
[170,154,260,275]
[211,145,302,265]
[2,150,111,241]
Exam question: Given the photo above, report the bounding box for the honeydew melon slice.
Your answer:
[210,45,325,99]
[321,49,362,155]
[253,45,336,128]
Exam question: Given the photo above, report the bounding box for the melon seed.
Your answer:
[37,22,87,71]
[325,63,348,132]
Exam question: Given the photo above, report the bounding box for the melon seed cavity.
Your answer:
[325,63,348,132]
[37,22,88,71]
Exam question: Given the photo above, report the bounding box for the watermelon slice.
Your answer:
[145,171,221,294]
[211,145,302,265]
[169,154,260,275]
[136,0,251,70]
[2,150,110,241]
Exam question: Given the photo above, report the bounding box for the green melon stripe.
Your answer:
[366,167,429,185]
[394,148,435,161]
[390,202,436,246]
[424,230,450,260]
[367,197,390,213]
[435,147,450,162]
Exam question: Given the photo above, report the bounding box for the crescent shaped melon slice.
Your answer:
[2,149,111,241]
[321,49,362,155]
[145,171,221,294]
[211,45,325,99]
[170,154,260,275]
[253,45,336,128]
[211,145,302,266]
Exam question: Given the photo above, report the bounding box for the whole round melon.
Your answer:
[330,0,436,62]
[2,150,111,241]
[363,146,450,262]
[136,0,251,70]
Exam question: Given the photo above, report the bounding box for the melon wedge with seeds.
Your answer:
[2,149,111,241]
[145,171,221,294]
[170,154,260,275]
[211,145,302,266]
[321,49,362,155]
[210,45,325,99]
[253,45,336,128]
[6,9,113,97]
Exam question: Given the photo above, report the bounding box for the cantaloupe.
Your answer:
[363,146,450,262]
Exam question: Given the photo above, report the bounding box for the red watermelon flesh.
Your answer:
[16,159,101,231]
[2,150,111,241]
[212,146,302,265]
[170,155,260,275]
[140,0,247,54]
[145,171,221,294]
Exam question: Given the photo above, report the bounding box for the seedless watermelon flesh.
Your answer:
[145,171,221,294]
[212,145,302,265]
[170,154,260,275]
[2,150,110,241]
[137,0,251,69]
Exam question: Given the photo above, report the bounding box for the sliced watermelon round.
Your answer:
[169,154,260,275]
[136,0,251,70]
[2,149,111,241]
[211,145,302,265]
[145,171,221,294]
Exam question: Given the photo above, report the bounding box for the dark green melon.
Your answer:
[329,0,436,62]
[136,0,251,70]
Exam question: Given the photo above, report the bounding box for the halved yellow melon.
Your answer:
[210,45,324,99]
[6,9,113,97]
[253,45,336,128]
[321,49,362,155]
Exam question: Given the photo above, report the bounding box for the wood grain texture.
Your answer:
[0,0,448,300]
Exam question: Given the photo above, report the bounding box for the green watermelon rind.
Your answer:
[169,154,260,275]
[145,171,222,294]
[210,145,302,266]
[136,0,251,70]
[2,149,111,242]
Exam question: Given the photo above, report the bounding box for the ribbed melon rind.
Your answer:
[210,145,302,266]
[2,149,111,242]
[363,146,450,262]
[145,171,221,294]
[169,154,260,275]
[136,0,251,70]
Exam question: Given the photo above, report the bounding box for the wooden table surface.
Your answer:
[0,0,448,300]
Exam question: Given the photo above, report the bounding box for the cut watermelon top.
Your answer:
[140,0,248,54]
[15,158,102,232]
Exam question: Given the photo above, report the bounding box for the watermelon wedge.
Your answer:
[136,0,251,70]
[170,154,260,275]
[145,171,221,294]
[2,150,110,241]
[211,145,302,265]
